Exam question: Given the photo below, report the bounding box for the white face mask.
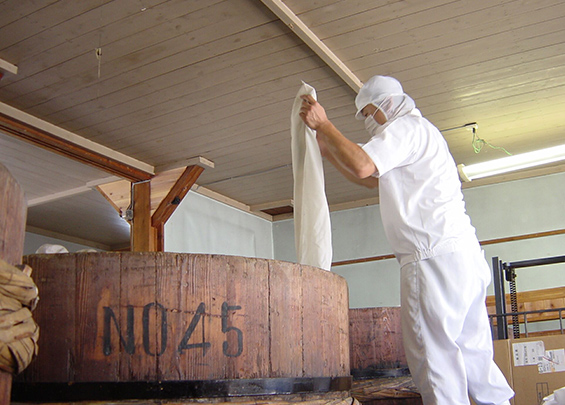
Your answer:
[363,99,387,136]
[364,113,380,136]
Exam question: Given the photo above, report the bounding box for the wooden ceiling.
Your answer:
[1,0,564,250]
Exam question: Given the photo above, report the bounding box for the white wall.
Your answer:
[274,172,565,308]
[23,232,100,255]
[165,191,274,259]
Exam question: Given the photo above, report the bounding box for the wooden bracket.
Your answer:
[152,165,204,227]
[151,165,204,250]
[98,164,206,251]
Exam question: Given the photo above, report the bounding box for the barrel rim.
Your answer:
[12,376,352,402]
[23,252,348,281]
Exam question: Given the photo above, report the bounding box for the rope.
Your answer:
[0,258,39,374]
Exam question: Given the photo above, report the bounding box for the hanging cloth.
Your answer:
[291,82,332,271]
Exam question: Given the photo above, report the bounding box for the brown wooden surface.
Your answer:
[348,308,422,404]
[352,377,420,402]
[131,181,152,252]
[349,307,406,375]
[151,165,203,227]
[0,163,26,265]
[20,254,77,382]
[0,163,27,403]
[17,253,350,384]
[486,286,565,336]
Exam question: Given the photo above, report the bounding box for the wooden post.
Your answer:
[0,163,27,404]
[131,181,151,252]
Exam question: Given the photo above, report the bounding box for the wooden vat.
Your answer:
[13,253,351,403]
[0,163,27,404]
[349,308,421,405]
[349,307,407,379]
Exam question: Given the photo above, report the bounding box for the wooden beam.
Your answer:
[0,57,18,75]
[152,165,204,228]
[260,0,363,92]
[154,223,165,252]
[156,155,215,173]
[131,181,151,252]
[250,199,294,212]
[0,105,154,182]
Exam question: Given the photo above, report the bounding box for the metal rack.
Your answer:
[491,255,565,340]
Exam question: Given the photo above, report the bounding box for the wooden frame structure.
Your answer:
[0,108,211,252]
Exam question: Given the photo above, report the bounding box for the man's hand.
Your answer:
[299,95,329,130]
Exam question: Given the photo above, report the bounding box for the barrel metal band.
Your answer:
[12,376,352,402]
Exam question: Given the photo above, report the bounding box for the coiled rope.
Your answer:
[0,258,39,374]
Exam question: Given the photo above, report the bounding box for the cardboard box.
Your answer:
[471,335,565,405]
[508,334,565,405]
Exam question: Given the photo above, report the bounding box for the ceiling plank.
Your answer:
[259,0,362,92]
[0,102,154,182]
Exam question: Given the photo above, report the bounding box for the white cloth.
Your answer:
[362,112,476,266]
[401,247,514,404]
[291,82,332,271]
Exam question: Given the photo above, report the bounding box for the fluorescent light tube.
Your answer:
[458,144,565,182]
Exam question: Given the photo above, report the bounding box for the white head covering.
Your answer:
[35,244,69,254]
[354,75,416,121]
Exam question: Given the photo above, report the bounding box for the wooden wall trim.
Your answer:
[332,228,565,267]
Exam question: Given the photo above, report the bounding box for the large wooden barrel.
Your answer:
[0,163,27,404]
[349,307,407,379]
[13,253,351,403]
[349,308,421,404]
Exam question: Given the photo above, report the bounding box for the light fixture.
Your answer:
[458,143,565,182]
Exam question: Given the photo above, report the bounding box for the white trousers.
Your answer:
[400,247,514,405]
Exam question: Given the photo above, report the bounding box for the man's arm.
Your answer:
[321,143,379,189]
[300,95,378,189]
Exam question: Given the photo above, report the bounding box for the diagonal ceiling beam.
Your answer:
[260,0,362,92]
[152,165,204,227]
[0,102,154,182]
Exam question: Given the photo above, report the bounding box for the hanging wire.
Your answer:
[440,122,512,155]
[470,126,512,155]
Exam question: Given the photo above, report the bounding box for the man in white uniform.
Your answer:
[299,75,514,405]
